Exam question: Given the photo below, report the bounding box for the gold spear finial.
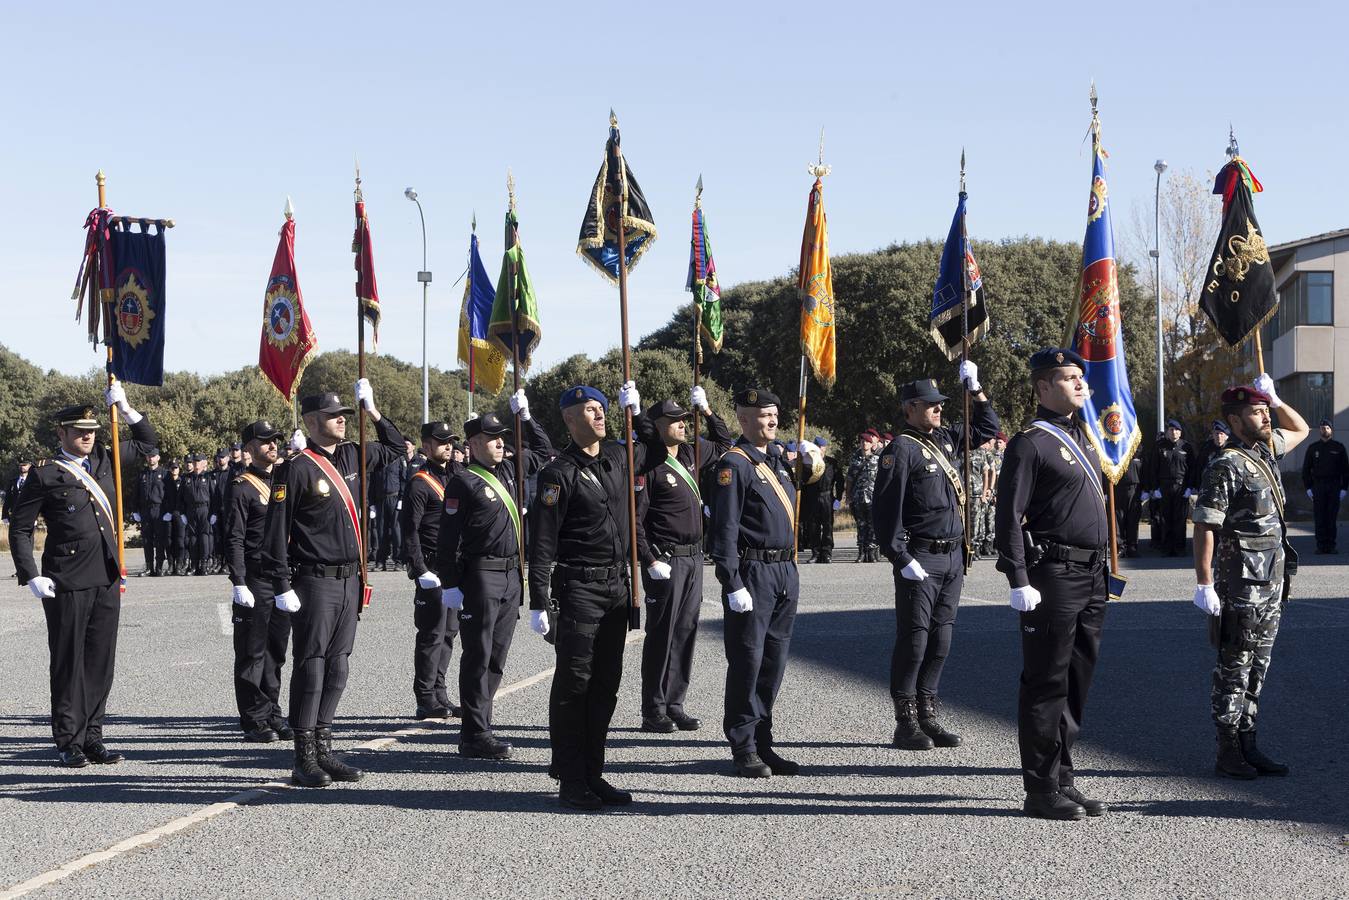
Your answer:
[507,167,517,214]
[807,127,832,178]
[960,148,967,193]
[609,108,618,129]
[353,155,363,203]
[471,211,477,233]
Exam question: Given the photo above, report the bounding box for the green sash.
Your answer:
[467,463,521,544]
[664,454,700,499]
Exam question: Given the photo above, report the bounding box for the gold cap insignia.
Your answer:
[574,388,583,399]
[747,390,758,404]
[928,379,936,389]
[1055,352,1064,364]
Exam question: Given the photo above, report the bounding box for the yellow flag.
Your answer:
[798,177,836,387]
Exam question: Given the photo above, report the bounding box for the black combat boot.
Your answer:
[1215,725,1257,779]
[291,730,332,788]
[1238,730,1289,776]
[892,698,934,751]
[817,549,832,564]
[314,727,364,782]
[916,695,962,748]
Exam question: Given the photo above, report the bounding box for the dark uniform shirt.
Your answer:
[635,412,733,566]
[801,455,844,510]
[872,399,1000,565]
[1147,436,1195,489]
[260,416,406,595]
[994,406,1109,589]
[7,417,159,591]
[400,458,454,579]
[436,417,554,588]
[527,416,668,610]
[180,472,213,512]
[1187,438,1226,491]
[709,439,798,594]
[1301,438,1349,489]
[224,464,274,586]
[209,465,232,517]
[137,465,167,514]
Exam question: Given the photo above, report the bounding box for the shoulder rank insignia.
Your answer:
[718,468,733,486]
[881,454,894,468]
[541,483,560,506]
[272,486,286,502]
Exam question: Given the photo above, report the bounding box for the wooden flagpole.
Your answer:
[613,111,643,630]
[94,171,127,590]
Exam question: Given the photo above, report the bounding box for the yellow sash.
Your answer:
[727,447,795,530]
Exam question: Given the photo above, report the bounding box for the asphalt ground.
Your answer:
[1,526,1347,899]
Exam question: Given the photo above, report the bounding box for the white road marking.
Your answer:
[216,603,232,636]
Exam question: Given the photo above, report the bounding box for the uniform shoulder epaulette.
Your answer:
[232,474,247,485]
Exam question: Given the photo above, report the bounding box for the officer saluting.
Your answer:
[223,420,294,744]
[994,348,1110,821]
[528,381,664,810]
[261,380,406,787]
[634,386,733,734]
[8,386,158,767]
[1191,378,1308,778]
[711,387,801,778]
[872,361,999,752]
[437,393,553,760]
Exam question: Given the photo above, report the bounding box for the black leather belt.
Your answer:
[463,555,519,572]
[293,563,355,579]
[741,547,794,562]
[908,537,959,554]
[655,543,699,558]
[557,564,624,583]
[1042,542,1106,566]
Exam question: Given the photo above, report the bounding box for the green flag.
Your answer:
[489,209,541,369]
[686,204,723,353]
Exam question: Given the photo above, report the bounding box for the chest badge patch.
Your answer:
[444,497,460,515]
[921,449,932,460]
[542,484,560,506]
[484,486,497,501]
[316,479,330,495]
[666,472,677,486]
[272,486,286,502]
[718,468,733,487]
[1245,460,1258,474]
[1059,446,1076,465]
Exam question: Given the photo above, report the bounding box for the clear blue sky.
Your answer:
[6,1,1345,382]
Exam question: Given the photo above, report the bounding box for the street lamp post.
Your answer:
[1152,160,1167,436]
[405,187,431,423]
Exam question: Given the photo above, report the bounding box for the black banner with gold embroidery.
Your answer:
[1200,159,1276,347]
[108,222,167,385]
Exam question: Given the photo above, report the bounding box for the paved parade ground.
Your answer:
[2,528,1347,899]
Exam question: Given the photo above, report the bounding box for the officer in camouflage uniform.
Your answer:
[967,440,992,558]
[983,434,1005,557]
[847,430,882,562]
[1191,377,1308,779]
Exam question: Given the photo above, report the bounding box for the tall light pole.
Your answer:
[405,187,431,422]
[1151,160,1167,435]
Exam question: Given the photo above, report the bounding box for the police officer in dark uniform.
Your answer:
[1114,455,1143,558]
[181,454,213,576]
[372,451,405,571]
[209,449,232,574]
[994,348,1110,821]
[225,420,294,743]
[1301,417,1348,553]
[872,362,999,752]
[164,460,186,575]
[400,419,463,720]
[3,459,33,523]
[528,381,663,810]
[635,386,733,734]
[1189,421,1230,490]
[439,391,553,759]
[132,450,167,576]
[8,386,158,766]
[1146,419,1196,556]
[261,380,405,787]
[711,387,801,779]
[799,436,842,564]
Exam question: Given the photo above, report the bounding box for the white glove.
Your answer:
[179,513,187,524]
[396,500,403,510]
[162,512,173,522]
[287,429,307,453]
[354,378,375,412]
[1182,489,1194,499]
[105,382,143,424]
[1252,373,1281,408]
[958,360,980,393]
[900,559,928,582]
[209,514,218,526]
[274,590,302,613]
[689,385,710,414]
[231,585,255,608]
[1151,489,1163,501]
[530,609,550,635]
[369,506,376,519]
[1010,585,1042,612]
[832,499,841,511]
[647,560,672,581]
[727,588,753,613]
[510,389,531,421]
[618,380,640,414]
[1307,489,1315,500]
[441,587,464,610]
[132,512,141,522]
[28,576,56,600]
[416,571,441,589]
[1193,584,1221,617]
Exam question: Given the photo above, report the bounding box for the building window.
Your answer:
[1268,271,1334,340]
[1276,372,1333,428]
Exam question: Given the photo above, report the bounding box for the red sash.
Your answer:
[301,449,372,608]
[413,469,446,501]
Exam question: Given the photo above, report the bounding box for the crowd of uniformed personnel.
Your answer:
[3,349,1324,817]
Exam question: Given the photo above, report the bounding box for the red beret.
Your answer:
[1220,385,1272,407]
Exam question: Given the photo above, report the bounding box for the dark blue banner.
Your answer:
[930,192,988,361]
[109,225,166,386]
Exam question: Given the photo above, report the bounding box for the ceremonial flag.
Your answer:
[107,224,168,386]
[353,196,380,342]
[930,192,989,360]
[798,177,836,387]
[577,117,657,282]
[457,233,507,394]
[490,209,543,370]
[1071,126,1141,484]
[259,215,318,401]
[687,204,723,353]
[1200,156,1276,347]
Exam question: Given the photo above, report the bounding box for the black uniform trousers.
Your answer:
[800,501,834,552]
[42,583,120,752]
[722,559,798,755]
[1017,558,1107,794]
[1116,484,1141,551]
[458,565,520,742]
[233,577,291,731]
[377,497,401,565]
[288,573,360,730]
[889,546,962,702]
[1158,484,1188,554]
[171,514,188,569]
[1312,479,1342,551]
[142,505,166,572]
[186,505,212,570]
[640,553,703,719]
[412,584,459,708]
[548,571,629,783]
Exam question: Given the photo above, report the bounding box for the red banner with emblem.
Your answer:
[259,217,318,401]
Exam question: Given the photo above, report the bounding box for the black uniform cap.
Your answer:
[647,399,692,420]
[1320,417,1333,428]
[300,392,355,416]
[734,387,780,408]
[465,413,511,439]
[899,379,949,404]
[241,420,284,444]
[1029,347,1086,374]
[422,421,456,441]
[54,404,101,429]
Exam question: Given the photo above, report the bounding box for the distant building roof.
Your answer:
[1269,227,1349,271]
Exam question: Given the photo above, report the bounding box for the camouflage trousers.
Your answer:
[852,500,877,551]
[1211,581,1283,730]
[970,494,994,554]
